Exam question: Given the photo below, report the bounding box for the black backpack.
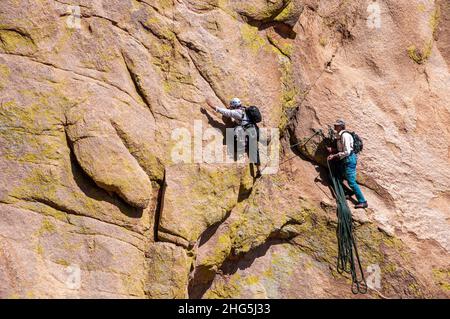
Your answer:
[343,131,363,154]
[245,106,262,124]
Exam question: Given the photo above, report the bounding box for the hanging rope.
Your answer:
[327,159,367,294]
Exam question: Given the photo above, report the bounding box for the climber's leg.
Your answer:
[246,126,259,164]
[342,183,355,198]
[235,126,246,161]
[226,127,236,161]
[344,153,367,207]
[246,125,261,178]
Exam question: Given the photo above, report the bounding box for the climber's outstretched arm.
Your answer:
[205,98,243,121]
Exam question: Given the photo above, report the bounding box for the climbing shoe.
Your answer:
[354,202,368,209]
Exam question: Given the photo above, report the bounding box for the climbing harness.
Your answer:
[327,158,367,294]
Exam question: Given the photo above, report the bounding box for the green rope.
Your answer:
[327,159,367,294]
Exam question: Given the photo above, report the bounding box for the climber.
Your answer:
[204,97,261,177]
[327,119,368,209]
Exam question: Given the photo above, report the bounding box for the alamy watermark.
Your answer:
[65,264,81,290]
[66,5,81,30]
[366,264,382,290]
[367,1,382,30]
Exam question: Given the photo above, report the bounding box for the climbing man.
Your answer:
[204,97,261,177]
[327,119,368,209]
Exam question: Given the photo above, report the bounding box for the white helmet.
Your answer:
[229,97,242,109]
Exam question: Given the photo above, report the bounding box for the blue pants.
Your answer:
[342,153,366,204]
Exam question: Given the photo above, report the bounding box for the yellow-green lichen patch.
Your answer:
[0,29,36,53]
[0,63,11,80]
[163,165,243,242]
[407,40,433,64]
[156,0,174,10]
[240,24,266,53]
[200,233,232,269]
[121,262,146,297]
[354,224,425,297]
[0,63,11,91]
[216,0,238,18]
[6,159,126,231]
[354,223,404,265]
[244,274,260,285]
[25,291,35,298]
[224,182,309,258]
[203,273,243,298]
[0,91,64,130]
[9,167,59,206]
[144,16,176,42]
[263,267,274,279]
[37,218,56,236]
[35,243,44,256]
[187,169,241,227]
[273,1,296,22]
[417,3,426,13]
[0,84,80,168]
[55,259,70,267]
[430,6,440,38]
[229,207,277,255]
[432,268,450,292]
[163,80,172,93]
[290,212,338,265]
[278,56,298,132]
[267,34,293,58]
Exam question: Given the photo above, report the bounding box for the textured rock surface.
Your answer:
[0,0,449,298]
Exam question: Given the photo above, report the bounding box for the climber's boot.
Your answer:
[354,202,368,209]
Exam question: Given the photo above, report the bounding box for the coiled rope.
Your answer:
[327,159,367,294]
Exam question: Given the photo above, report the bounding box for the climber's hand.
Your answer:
[327,154,336,161]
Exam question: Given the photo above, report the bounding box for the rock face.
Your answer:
[0,0,449,298]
